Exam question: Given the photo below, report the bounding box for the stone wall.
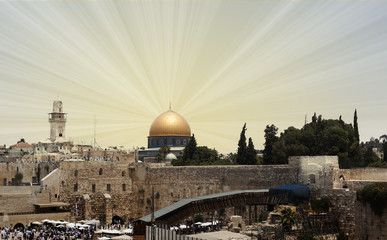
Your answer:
[0,186,42,214]
[137,164,298,214]
[0,162,57,186]
[355,202,387,240]
[51,161,298,223]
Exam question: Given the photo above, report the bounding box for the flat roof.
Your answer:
[34,202,70,208]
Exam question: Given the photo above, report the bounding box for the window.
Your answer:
[59,133,63,137]
[92,184,96,193]
[3,178,7,186]
[54,194,58,198]
[122,171,125,177]
[99,168,103,175]
[74,170,78,177]
[107,184,111,192]
[122,184,126,192]
[309,174,316,184]
[74,184,78,192]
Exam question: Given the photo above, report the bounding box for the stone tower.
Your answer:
[49,101,67,142]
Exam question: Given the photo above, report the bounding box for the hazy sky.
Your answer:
[1,1,387,154]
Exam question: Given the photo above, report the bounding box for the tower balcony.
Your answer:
[48,113,67,122]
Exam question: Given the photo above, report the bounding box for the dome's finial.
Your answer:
[169,102,171,111]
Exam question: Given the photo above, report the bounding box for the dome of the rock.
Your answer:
[149,110,191,137]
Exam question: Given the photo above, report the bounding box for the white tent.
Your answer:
[121,229,133,234]
[111,235,133,240]
[98,237,111,240]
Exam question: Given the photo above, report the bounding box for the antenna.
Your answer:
[304,114,307,126]
[169,102,171,111]
[93,115,97,148]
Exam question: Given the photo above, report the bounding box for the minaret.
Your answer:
[48,101,67,142]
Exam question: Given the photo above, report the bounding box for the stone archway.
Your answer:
[112,216,124,224]
[14,223,24,230]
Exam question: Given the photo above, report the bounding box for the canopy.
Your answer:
[111,235,133,240]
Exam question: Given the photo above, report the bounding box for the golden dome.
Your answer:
[149,110,191,137]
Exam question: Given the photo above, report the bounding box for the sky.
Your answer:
[1,1,387,154]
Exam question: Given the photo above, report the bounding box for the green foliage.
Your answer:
[367,160,387,168]
[171,136,230,166]
[357,183,387,216]
[236,123,247,164]
[354,109,359,143]
[15,172,23,183]
[156,145,171,162]
[364,147,380,166]
[268,114,362,168]
[194,214,203,223]
[311,198,331,213]
[280,207,296,228]
[182,134,197,161]
[263,124,279,164]
[245,137,257,165]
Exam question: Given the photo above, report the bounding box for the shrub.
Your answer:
[357,183,387,216]
[311,198,331,213]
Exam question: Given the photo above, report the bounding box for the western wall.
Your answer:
[1,155,386,239]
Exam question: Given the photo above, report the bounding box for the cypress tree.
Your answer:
[246,137,257,165]
[354,109,359,142]
[236,123,247,164]
[182,134,197,161]
[263,124,278,164]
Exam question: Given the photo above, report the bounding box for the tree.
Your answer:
[280,207,297,230]
[156,145,170,162]
[236,123,247,164]
[354,109,359,143]
[364,146,379,166]
[263,124,278,164]
[15,173,23,185]
[246,137,257,165]
[312,113,317,123]
[383,142,387,162]
[182,134,197,161]
[268,114,361,168]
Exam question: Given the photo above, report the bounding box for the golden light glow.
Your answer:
[1,2,387,153]
[149,110,191,137]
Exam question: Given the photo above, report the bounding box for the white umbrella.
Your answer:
[201,222,212,227]
[179,225,187,229]
[111,235,132,240]
[31,222,42,225]
[98,237,110,240]
[121,229,133,234]
[66,223,75,228]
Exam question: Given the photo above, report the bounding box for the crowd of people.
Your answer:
[0,224,95,240]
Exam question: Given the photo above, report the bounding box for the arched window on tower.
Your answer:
[99,168,103,175]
